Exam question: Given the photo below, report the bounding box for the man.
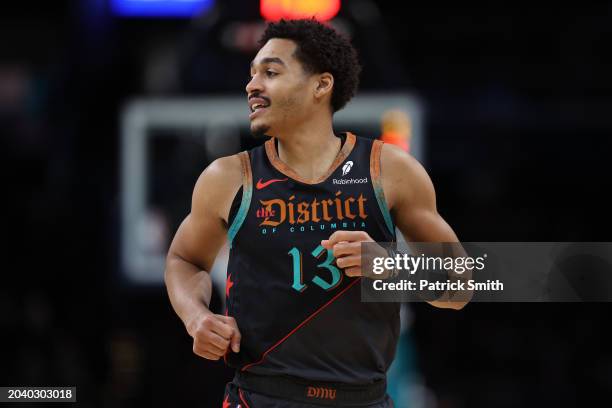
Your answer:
[165,19,466,408]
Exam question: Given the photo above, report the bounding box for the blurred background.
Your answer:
[2,1,612,407]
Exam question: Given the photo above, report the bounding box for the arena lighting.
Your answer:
[260,0,341,21]
[111,0,215,18]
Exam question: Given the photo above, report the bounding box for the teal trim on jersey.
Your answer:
[227,184,252,248]
[372,181,395,237]
[228,153,253,249]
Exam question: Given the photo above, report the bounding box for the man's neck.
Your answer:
[273,120,342,182]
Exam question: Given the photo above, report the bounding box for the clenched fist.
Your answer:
[186,311,242,360]
[321,230,385,277]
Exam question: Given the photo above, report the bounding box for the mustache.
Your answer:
[248,93,271,104]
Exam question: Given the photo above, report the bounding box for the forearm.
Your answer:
[421,244,472,310]
[165,254,213,332]
[402,239,472,310]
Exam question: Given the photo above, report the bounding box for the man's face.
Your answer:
[246,39,314,138]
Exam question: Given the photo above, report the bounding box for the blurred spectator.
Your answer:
[379,109,412,153]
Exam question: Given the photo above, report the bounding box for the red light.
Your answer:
[260,0,341,22]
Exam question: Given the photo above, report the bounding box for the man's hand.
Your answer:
[186,310,242,360]
[321,230,387,277]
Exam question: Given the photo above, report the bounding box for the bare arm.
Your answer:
[381,144,458,242]
[164,154,243,358]
[381,143,470,309]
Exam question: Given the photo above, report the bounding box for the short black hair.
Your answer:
[258,18,361,113]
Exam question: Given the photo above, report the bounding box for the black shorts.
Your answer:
[223,381,395,408]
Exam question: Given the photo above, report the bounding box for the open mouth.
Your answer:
[249,105,269,120]
[250,102,270,113]
[249,96,270,112]
[249,98,270,119]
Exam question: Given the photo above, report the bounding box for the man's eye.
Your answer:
[266,71,277,77]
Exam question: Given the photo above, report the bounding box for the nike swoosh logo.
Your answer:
[256,177,289,189]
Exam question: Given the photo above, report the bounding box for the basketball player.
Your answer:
[165,19,467,407]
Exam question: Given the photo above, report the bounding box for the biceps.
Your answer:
[396,207,459,242]
[168,213,227,272]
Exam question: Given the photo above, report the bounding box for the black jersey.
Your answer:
[224,132,399,385]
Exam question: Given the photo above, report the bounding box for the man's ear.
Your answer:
[314,72,334,99]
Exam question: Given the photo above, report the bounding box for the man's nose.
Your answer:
[245,74,263,95]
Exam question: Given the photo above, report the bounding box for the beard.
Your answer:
[250,122,271,139]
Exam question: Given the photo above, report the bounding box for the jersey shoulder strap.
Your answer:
[370,139,395,235]
[227,151,253,248]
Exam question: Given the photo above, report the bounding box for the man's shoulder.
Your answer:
[202,153,243,184]
[379,141,423,174]
[192,153,244,220]
[379,142,433,210]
